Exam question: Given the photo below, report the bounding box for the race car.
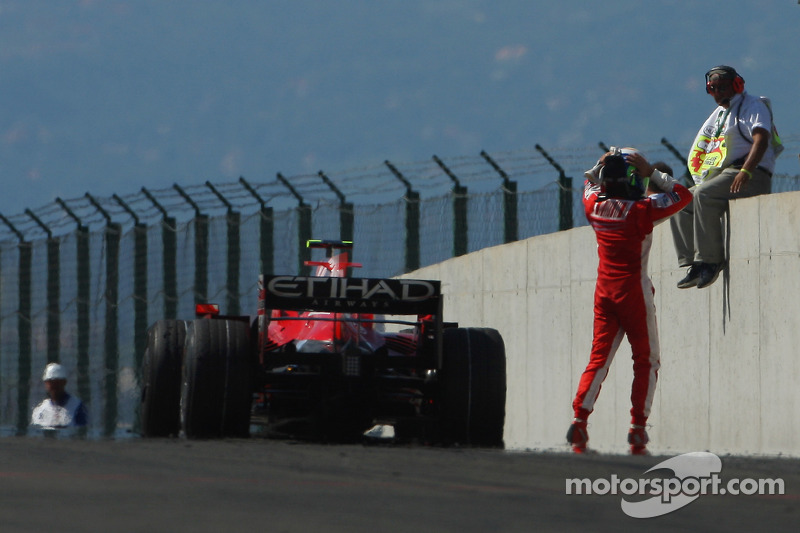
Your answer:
[139,240,506,446]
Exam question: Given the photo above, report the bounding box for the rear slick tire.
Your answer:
[439,327,506,447]
[140,320,187,437]
[181,319,253,439]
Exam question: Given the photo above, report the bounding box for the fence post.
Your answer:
[661,137,693,186]
[25,209,61,366]
[277,173,312,275]
[481,150,518,243]
[17,241,32,436]
[318,171,354,244]
[0,214,32,435]
[142,188,177,319]
[318,171,355,275]
[385,160,420,273]
[54,199,91,431]
[76,227,91,419]
[174,184,209,306]
[162,216,178,318]
[206,181,241,316]
[86,193,121,437]
[104,222,120,437]
[113,195,148,372]
[535,144,573,231]
[433,155,468,257]
[239,177,274,275]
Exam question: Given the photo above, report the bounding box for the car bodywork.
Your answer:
[140,240,506,446]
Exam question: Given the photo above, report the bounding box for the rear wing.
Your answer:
[258,274,444,368]
[259,275,441,316]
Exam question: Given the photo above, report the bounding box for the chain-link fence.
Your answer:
[2,138,799,437]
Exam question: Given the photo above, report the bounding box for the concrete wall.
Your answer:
[402,191,800,456]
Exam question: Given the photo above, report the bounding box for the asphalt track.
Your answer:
[1,436,798,533]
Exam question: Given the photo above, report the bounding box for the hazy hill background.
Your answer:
[1,0,799,218]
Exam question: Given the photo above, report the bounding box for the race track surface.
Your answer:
[1,437,798,532]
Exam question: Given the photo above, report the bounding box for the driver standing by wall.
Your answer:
[567,148,691,455]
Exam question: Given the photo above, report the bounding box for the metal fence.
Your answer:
[2,138,799,437]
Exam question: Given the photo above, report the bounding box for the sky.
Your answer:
[1,0,798,222]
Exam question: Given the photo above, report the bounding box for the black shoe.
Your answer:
[677,263,701,289]
[696,262,723,289]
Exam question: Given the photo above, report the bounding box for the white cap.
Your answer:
[43,363,68,381]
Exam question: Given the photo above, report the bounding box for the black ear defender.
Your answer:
[705,65,745,94]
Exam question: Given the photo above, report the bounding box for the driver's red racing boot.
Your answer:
[628,425,649,455]
[566,419,589,454]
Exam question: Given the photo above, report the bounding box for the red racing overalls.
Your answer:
[573,179,692,426]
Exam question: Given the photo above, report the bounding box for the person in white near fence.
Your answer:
[31,363,88,429]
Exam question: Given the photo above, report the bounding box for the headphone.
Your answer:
[705,65,745,94]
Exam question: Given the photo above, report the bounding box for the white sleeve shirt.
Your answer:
[721,92,776,172]
[31,394,87,428]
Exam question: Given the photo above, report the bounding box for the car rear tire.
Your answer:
[181,319,253,439]
[438,327,506,447]
[140,320,187,437]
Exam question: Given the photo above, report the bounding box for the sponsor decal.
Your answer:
[593,198,633,220]
[650,191,682,209]
[688,133,727,182]
[260,276,440,313]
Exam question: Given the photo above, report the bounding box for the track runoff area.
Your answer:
[2,435,797,532]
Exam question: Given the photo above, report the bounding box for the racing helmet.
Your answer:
[599,148,646,200]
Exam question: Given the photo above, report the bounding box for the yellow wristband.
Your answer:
[740,168,753,178]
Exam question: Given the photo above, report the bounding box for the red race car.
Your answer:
[140,240,506,446]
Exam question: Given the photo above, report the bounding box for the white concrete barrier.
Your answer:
[403,191,800,457]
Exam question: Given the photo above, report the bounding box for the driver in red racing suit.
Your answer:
[567,148,692,454]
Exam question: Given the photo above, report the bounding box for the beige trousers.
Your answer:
[670,166,771,265]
